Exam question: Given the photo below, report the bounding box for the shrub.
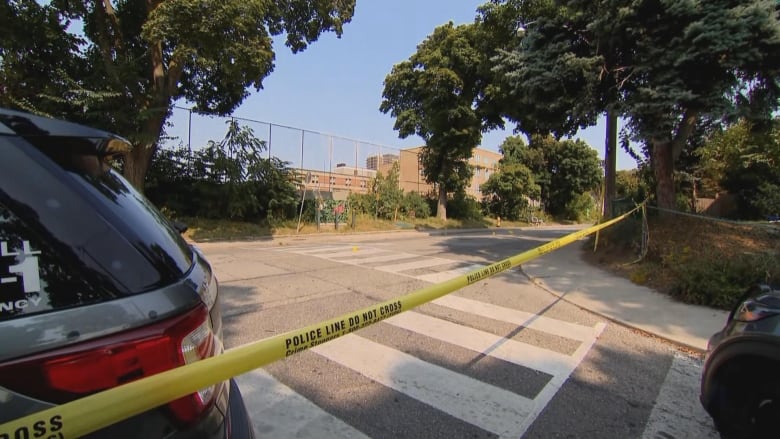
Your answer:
[563,192,598,222]
[447,192,484,220]
[669,251,780,310]
[402,192,431,219]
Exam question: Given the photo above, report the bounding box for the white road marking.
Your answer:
[235,368,371,439]
[327,247,388,258]
[433,295,600,342]
[290,246,349,255]
[271,243,608,438]
[641,353,718,439]
[416,264,484,283]
[342,252,420,264]
[513,322,607,437]
[313,334,535,438]
[385,311,577,378]
[379,257,455,273]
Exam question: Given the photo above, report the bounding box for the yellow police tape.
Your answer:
[0,205,642,438]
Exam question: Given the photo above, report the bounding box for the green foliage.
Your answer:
[401,192,432,219]
[481,136,541,220]
[1,0,355,187]
[146,120,299,222]
[698,118,780,219]
[523,135,602,219]
[447,191,484,221]
[372,162,405,221]
[669,252,780,310]
[348,193,375,216]
[380,22,496,219]
[564,193,598,223]
[489,0,780,208]
[346,164,432,221]
[616,170,640,200]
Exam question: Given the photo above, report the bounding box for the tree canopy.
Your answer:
[481,135,600,220]
[481,136,540,221]
[489,0,780,209]
[380,22,501,220]
[0,0,355,189]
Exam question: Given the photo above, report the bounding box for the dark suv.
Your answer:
[700,284,780,439]
[0,108,254,438]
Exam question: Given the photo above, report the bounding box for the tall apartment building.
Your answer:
[365,153,399,171]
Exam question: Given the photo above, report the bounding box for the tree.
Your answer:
[507,135,601,218]
[490,0,780,210]
[371,162,405,221]
[380,22,500,220]
[0,0,355,190]
[482,0,624,217]
[146,120,299,221]
[698,118,780,218]
[481,137,540,220]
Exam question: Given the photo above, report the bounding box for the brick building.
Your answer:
[299,146,502,200]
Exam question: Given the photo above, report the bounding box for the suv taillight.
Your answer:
[0,303,219,425]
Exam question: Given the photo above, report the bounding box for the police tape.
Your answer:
[0,204,642,439]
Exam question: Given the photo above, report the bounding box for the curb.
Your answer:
[519,269,708,355]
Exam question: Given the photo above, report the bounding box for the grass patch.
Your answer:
[182,217,274,242]
[585,215,780,310]
[179,214,540,242]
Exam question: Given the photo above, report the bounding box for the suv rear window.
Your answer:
[0,200,105,319]
[0,123,193,320]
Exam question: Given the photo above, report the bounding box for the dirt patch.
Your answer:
[583,214,780,308]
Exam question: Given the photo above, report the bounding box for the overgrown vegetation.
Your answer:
[146,120,300,223]
[588,214,780,310]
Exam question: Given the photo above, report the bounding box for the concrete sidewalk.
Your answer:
[521,241,729,353]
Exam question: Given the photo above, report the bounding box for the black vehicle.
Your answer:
[700,283,780,439]
[0,108,254,438]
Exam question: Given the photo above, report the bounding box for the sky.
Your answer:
[167,0,638,171]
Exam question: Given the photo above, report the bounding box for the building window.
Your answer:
[360,180,367,188]
[346,178,352,186]
[329,177,336,185]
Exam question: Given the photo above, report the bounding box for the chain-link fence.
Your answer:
[166,106,414,200]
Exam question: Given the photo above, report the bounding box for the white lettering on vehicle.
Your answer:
[1,240,42,293]
[0,297,43,312]
[1,240,44,313]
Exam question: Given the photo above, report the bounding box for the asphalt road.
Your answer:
[198,228,718,438]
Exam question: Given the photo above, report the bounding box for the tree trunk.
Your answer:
[124,143,155,191]
[123,110,168,192]
[650,109,698,212]
[652,140,675,210]
[437,185,447,220]
[603,110,618,218]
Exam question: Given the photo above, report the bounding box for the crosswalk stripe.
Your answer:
[327,247,388,258]
[513,321,607,437]
[640,354,718,438]
[416,264,484,283]
[378,257,455,273]
[433,295,599,342]
[342,252,420,264]
[385,311,576,378]
[292,246,351,255]
[313,334,535,438]
[268,243,610,437]
[235,368,371,439]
